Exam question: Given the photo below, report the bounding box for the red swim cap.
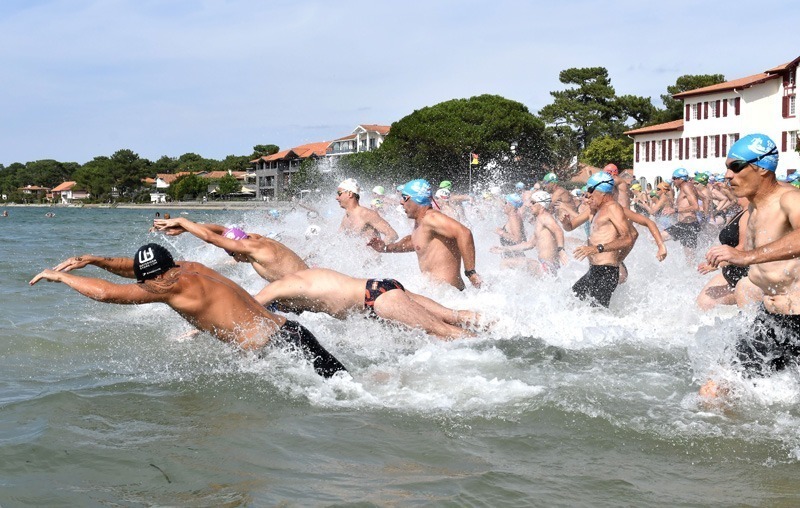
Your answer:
[603,164,619,176]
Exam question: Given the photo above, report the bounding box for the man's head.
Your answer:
[585,171,615,211]
[515,181,525,191]
[435,188,451,200]
[504,193,523,210]
[657,181,671,193]
[372,185,385,196]
[439,180,453,190]
[222,227,249,258]
[400,179,433,217]
[693,172,709,186]
[542,172,558,190]
[603,163,619,177]
[336,178,361,207]
[672,168,690,182]
[530,190,552,213]
[133,243,176,282]
[725,133,779,197]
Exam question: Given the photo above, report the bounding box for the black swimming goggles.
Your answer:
[726,147,778,173]
[586,180,614,194]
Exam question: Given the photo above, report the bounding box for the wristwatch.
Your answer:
[596,244,605,253]
[557,246,564,251]
[464,269,477,277]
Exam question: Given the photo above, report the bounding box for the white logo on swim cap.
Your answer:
[138,247,155,265]
[747,137,770,156]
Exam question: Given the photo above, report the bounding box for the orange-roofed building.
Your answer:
[626,55,800,186]
[251,142,331,199]
[51,181,90,204]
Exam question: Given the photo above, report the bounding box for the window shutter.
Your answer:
[723,99,728,117]
[735,97,741,115]
[662,140,666,161]
[715,100,721,117]
[703,136,708,158]
[636,142,640,162]
[704,102,709,119]
[783,131,788,152]
[685,104,691,121]
[783,96,789,118]
[678,139,683,160]
[685,138,690,158]
[668,140,673,160]
[715,135,720,157]
[722,135,727,157]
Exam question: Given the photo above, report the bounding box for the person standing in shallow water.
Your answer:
[557,171,633,308]
[368,179,482,291]
[701,134,800,398]
[336,178,398,244]
[29,243,347,378]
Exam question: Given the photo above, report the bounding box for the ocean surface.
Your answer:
[3,200,800,507]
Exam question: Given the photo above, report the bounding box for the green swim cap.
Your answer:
[439,180,452,189]
[543,172,558,184]
[693,172,709,185]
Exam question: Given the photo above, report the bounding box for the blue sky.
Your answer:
[1,0,797,166]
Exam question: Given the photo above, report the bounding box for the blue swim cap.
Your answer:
[515,181,525,190]
[787,173,800,183]
[586,171,615,194]
[505,193,523,208]
[401,179,433,206]
[728,133,778,172]
[672,168,689,180]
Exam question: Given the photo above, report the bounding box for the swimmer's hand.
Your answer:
[656,244,668,262]
[29,269,62,286]
[697,262,718,275]
[53,255,94,272]
[467,271,482,289]
[558,249,570,266]
[367,237,386,253]
[706,245,752,268]
[153,218,186,236]
[573,245,598,261]
[489,246,504,255]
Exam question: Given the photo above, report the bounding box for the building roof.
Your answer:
[201,171,247,180]
[51,181,77,192]
[19,185,50,191]
[672,72,779,99]
[253,141,330,163]
[624,119,684,136]
[358,124,390,135]
[765,56,800,73]
[333,133,357,142]
[156,172,192,184]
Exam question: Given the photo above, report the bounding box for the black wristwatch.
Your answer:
[464,269,477,277]
[596,244,605,253]
[557,246,564,251]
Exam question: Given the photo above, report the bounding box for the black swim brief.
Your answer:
[266,320,347,378]
[721,265,749,289]
[571,264,620,308]
[735,305,800,377]
[666,221,701,248]
[364,278,405,318]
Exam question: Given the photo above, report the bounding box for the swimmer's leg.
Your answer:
[405,290,487,330]
[696,272,736,310]
[374,290,473,340]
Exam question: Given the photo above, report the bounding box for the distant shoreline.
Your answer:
[2,201,294,211]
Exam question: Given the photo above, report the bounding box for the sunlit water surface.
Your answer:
[2,203,800,506]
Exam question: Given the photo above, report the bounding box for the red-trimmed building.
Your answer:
[626,56,799,186]
[251,142,330,199]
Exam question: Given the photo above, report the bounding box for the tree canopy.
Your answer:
[650,74,726,124]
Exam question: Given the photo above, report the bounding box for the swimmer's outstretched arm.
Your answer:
[30,269,166,305]
[53,255,136,279]
[557,205,590,231]
[624,209,667,261]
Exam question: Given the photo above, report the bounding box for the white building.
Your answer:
[326,124,390,156]
[626,56,799,187]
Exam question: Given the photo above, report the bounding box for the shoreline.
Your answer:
[2,201,294,211]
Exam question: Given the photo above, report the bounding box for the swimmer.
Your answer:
[665,168,701,262]
[701,134,800,397]
[558,172,633,308]
[494,193,526,261]
[30,244,346,378]
[368,179,482,291]
[153,217,308,282]
[542,172,577,215]
[604,164,631,210]
[254,268,483,340]
[336,178,398,244]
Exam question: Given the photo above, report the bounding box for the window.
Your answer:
[709,101,717,118]
[655,140,662,161]
[692,103,699,120]
[789,131,798,152]
[791,95,796,117]
[674,139,682,160]
[690,137,697,158]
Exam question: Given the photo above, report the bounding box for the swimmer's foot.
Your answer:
[174,329,201,341]
[457,310,495,331]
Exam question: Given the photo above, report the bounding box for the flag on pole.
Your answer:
[470,153,479,165]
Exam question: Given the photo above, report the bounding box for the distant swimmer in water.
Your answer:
[336,178,398,244]
[153,217,308,283]
[29,244,347,378]
[557,172,633,308]
[368,179,482,291]
[492,191,567,276]
[2,210,9,217]
[254,268,484,340]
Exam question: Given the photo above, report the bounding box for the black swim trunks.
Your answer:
[266,320,347,378]
[571,264,620,308]
[666,220,701,248]
[736,305,800,377]
[364,278,405,318]
[721,265,749,288]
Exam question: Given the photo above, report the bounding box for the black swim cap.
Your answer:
[133,243,176,282]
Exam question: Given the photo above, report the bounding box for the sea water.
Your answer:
[2,202,800,506]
